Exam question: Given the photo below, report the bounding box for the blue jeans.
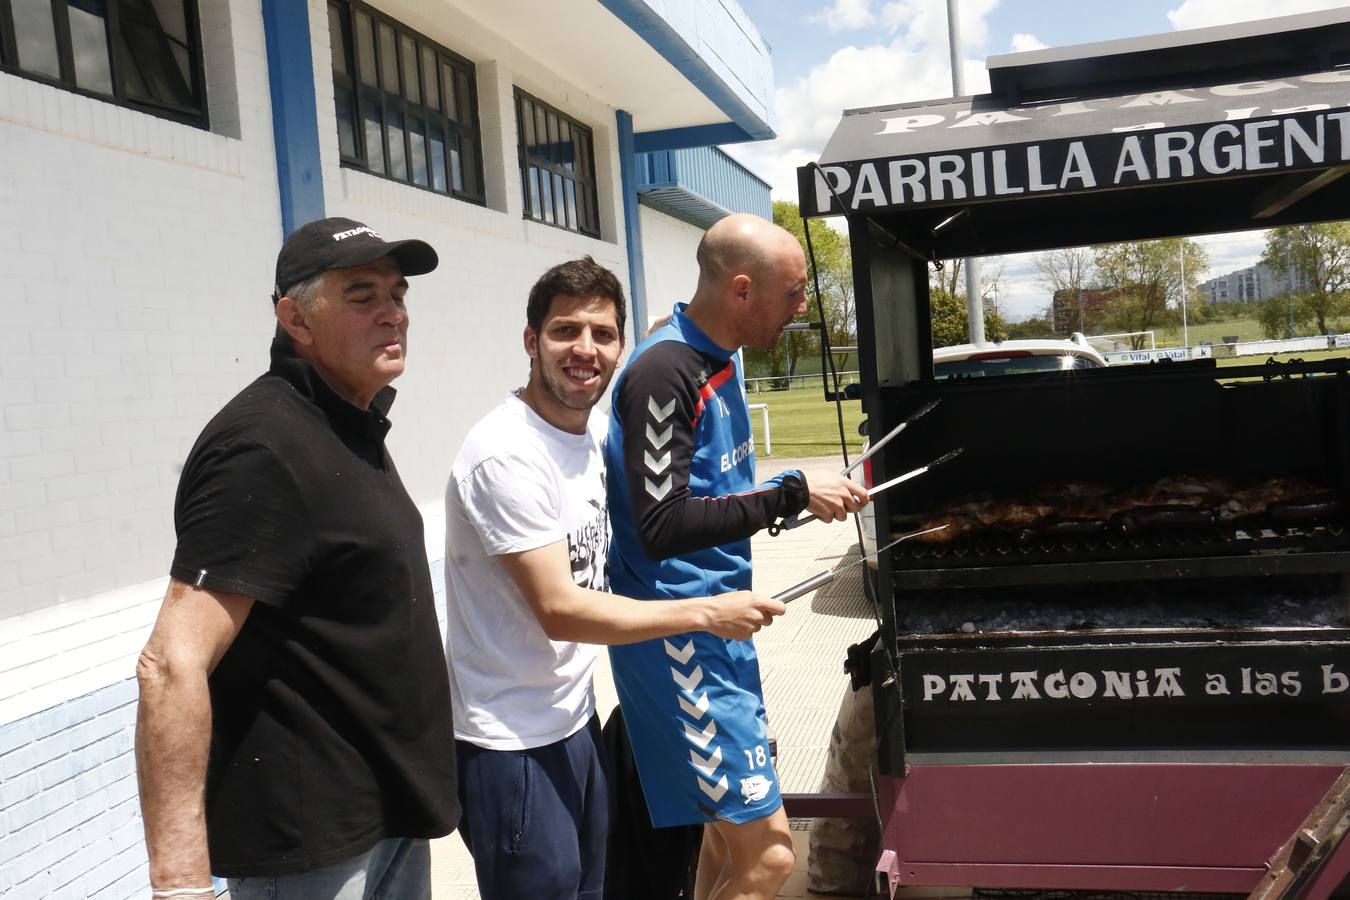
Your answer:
[225,837,430,900]
[457,716,608,900]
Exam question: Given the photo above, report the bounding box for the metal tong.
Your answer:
[768,445,962,536]
[767,400,941,537]
[771,525,949,603]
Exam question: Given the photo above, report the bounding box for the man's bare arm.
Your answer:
[497,542,784,644]
[135,579,253,891]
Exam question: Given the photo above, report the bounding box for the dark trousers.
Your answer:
[456,716,607,900]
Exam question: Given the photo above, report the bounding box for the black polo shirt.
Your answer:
[170,339,459,877]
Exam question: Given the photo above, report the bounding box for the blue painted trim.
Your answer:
[599,0,774,145]
[616,109,648,334]
[262,0,325,238]
[634,122,756,154]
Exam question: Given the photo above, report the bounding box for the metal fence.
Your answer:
[745,371,861,393]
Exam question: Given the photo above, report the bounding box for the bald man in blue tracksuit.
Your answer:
[605,214,867,900]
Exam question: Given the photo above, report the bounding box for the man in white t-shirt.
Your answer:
[443,257,785,900]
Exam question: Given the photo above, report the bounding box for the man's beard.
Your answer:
[539,363,610,411]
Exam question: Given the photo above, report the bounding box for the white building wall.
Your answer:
[0,2,767,895]
[638,205,704,330]
[307,0,632,504]
[0,0,283,893]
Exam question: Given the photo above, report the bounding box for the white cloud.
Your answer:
[810,0,878,31]
[1009,32,1048,52]
[724,0,997,205]
[1166,0,1349,30]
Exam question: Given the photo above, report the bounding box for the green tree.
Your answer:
[1093,238,1208,349]
[774,200,854,345]
[1257,293,1314,339]
[1261,223,1350,335]
[929,284,1007,347]
[1004,317,1059,339]
[743,202,855,380]
[927,258,1006,346]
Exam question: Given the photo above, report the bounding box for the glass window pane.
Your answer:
[335,84,357,158]
[539,167,554,224]
[460,136,477,195]
[535,107,550,161]
[527,165,541,220]
[147,0,188,44]
[399,34,418,104]
[386,106,407,180]
[443,63,459,119]
[456,74,473,127]
[354,12,376,86]
[114,0,195,106]
[69,0,114,95]
[361,94,385,173]
[409,117,427,186]
[13,0,62,79]
[547,112,561,165]
[552,172,565,224]
[565,180,578,231]
[449,133,463,192]
[559,120,574,171]
[421,46,439,111]
[327,4,347,74]
[576,131,591,177]
[580,183,594,233]
[428,122,447,192]
[521,97,536,152]
[378,22,397,92]
[118,21,193,106]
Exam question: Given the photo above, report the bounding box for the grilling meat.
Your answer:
[904,474,1334,543]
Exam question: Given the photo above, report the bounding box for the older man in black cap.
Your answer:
[135,217,458,900]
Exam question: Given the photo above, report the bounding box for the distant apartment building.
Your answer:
[1202,262,1311,302]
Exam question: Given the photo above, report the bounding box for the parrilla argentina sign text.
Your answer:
[802,106,1350,216]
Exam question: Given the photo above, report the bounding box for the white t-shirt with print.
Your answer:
[443,393,607,750]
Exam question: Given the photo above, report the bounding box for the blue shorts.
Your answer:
[609,632,781,828]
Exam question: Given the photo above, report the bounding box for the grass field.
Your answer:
[750,347,1350,460]
[751,386,865,461]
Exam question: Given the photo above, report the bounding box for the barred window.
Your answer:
[328,0,483,204]
[515,88,599,237]
[0,0,206,126]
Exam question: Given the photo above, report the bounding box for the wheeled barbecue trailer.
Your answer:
[796,9,1350,897]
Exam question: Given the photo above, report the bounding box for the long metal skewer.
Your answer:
[771,447,962,534]
[771,525,948,604]
[840,399,940,479]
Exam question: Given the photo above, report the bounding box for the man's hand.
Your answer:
[802,471,869,523]
[702,591,786,640]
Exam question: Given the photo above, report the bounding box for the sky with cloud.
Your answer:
[725,0,1350,321]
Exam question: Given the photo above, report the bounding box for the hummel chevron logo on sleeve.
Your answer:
[648,396,676,422]
[644,475,673,501]
[682,718,717,749]
[678,692,711,720]
[671,665,703,692]
[646,422,673,449]
[644,450,671,474]
[689,746,722,778]
[663,639,695,665]
[697,773,729,802]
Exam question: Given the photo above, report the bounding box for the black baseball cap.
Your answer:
[272,216,439,303]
